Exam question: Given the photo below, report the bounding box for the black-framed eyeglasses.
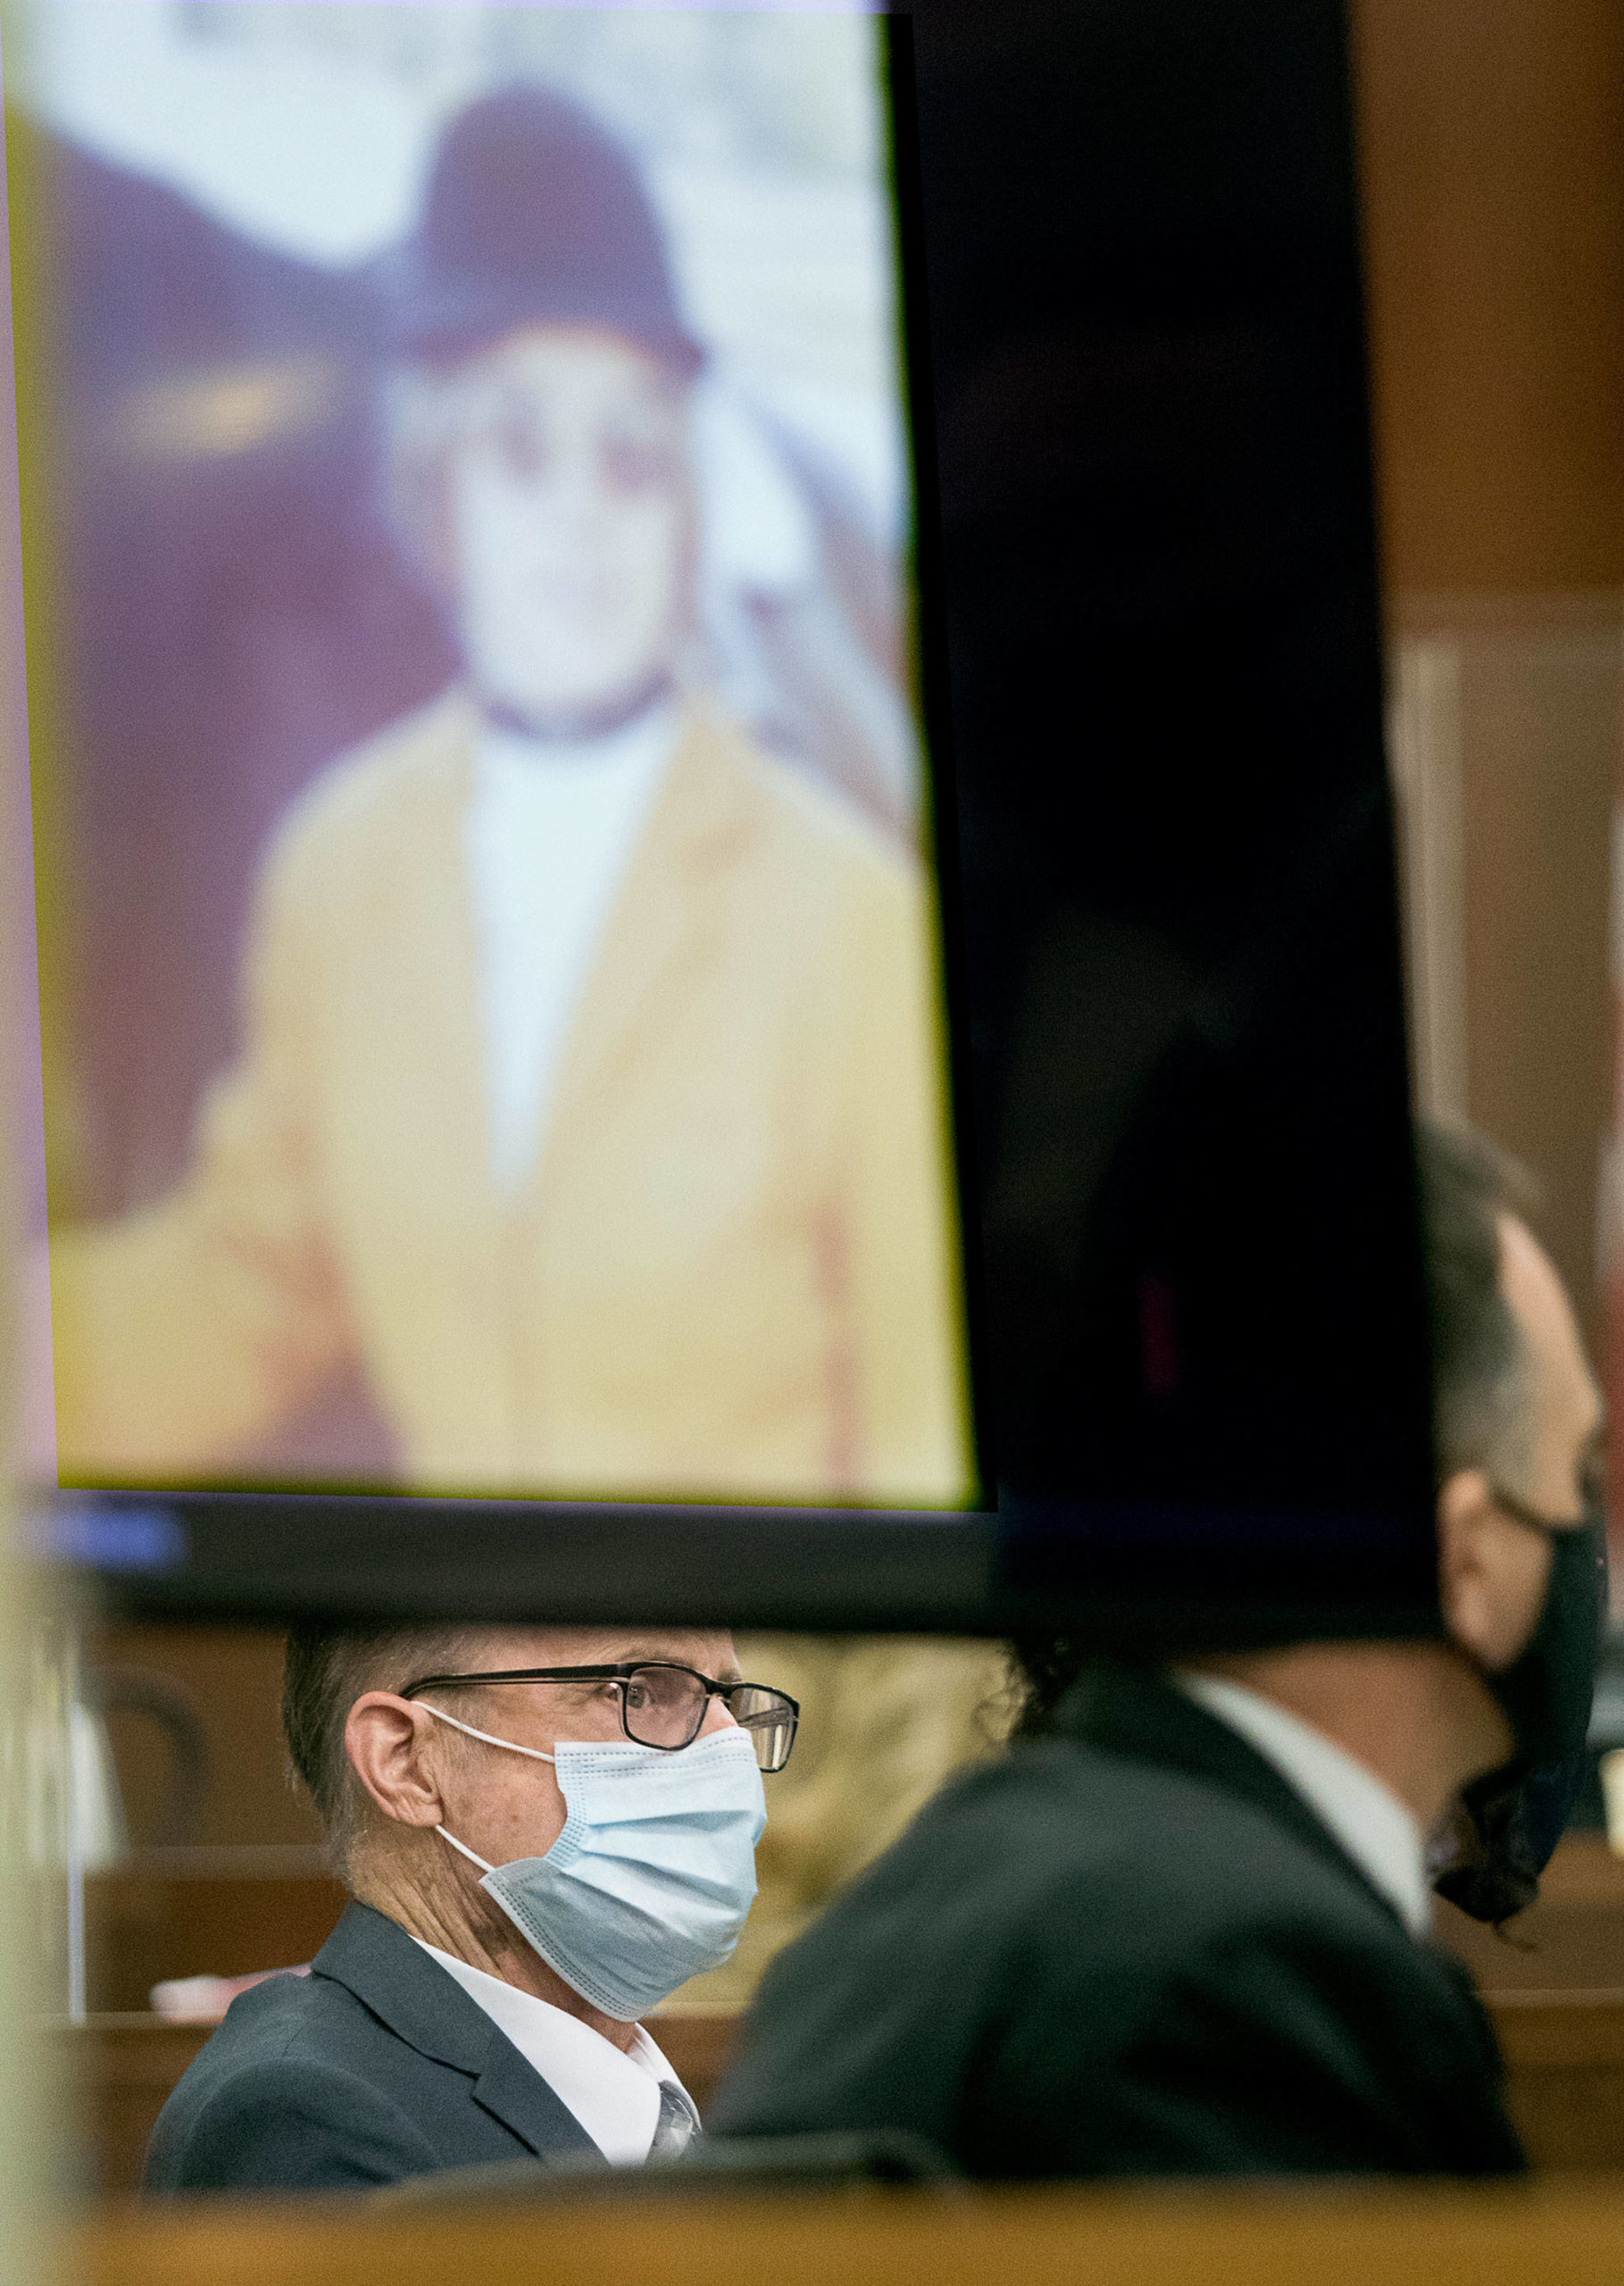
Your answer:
[400,1664,800,1773]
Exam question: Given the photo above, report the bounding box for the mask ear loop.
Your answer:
[437,1824,496,1876]
[416,1699,556,1873]
[418,1700,558,1763]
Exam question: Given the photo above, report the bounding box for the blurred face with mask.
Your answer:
[1431,1202,1608,1920]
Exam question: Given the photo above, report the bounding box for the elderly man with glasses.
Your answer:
[145,1624,796,2193]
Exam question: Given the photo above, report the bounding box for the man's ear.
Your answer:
[345,1692,449,1830]
[1437,1467,1505,1664]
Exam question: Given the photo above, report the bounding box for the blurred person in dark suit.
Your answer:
[146,1624,797,2192]
[712,1128,1606,2178]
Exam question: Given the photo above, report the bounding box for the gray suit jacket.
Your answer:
[145,1900,604,2192]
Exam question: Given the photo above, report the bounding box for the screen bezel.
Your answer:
[43,1488,1438,1648]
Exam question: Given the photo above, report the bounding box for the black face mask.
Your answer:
[1483,1507,1607,1778]
[1435,1507,1607,1927]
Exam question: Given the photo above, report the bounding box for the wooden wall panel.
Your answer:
[1454,610,1621,1346]
[1353,0,1624,595]
[1389,602,1622,1351]
[89,1626,321,1853]
[1353,1,1624,1355]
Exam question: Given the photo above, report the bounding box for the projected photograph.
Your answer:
[12,2,970,1506]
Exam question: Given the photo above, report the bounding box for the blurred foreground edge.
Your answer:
[371,2129,962,2204]
[67,2179,1624,2286]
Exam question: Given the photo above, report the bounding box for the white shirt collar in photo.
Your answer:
[463,700,678,1194]
[412,1936,696,2165]
[1170,1669,1430,1939]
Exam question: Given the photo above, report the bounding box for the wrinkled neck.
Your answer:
[348,1818,637,2049]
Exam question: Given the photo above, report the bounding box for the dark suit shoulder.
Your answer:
[714,1738,1522,2181]
[822,1737,1403,1956]
[158,1958,395,2080]
[722,1738,1420,2077]
[145,1925,603,2195]
[145,1974,438,2193]
[979,1825,1513,2178]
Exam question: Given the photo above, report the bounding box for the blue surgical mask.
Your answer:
[424,1705,766,2021]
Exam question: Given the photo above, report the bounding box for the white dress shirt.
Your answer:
[462,703,677,1192]
[1171,1670,1431,1938]
[412,1938,697,2165]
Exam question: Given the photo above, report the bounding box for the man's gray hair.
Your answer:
[281,1624,486,1881]
[1415,1122,1537,1485]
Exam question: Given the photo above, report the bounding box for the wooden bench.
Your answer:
[58,1988,1624,2191]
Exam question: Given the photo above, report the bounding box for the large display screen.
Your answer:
[9,1,974,1511]
[4,0,1442,1642]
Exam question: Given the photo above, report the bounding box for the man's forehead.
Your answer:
[450,1624,735,1672]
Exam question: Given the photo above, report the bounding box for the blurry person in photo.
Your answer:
[46,87,967,1506]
